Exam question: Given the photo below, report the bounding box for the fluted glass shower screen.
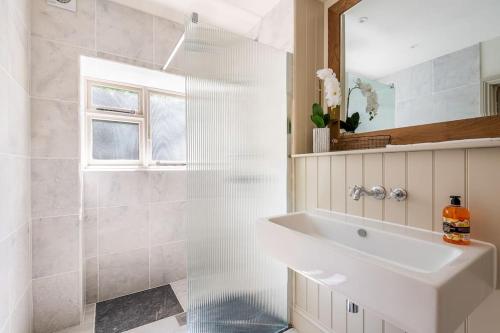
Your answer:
[185,21,289,333]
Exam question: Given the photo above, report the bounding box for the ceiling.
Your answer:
[108,0,283,37]
[345,0,500,79]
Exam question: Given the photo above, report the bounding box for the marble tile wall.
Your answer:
[0,1,33,333]
[30,0,184,332]
[83,171,187,303]
[381,44,481,127]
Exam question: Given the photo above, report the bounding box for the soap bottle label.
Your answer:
[443,217,470,242]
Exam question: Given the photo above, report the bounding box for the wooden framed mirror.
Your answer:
[328,0,500,147]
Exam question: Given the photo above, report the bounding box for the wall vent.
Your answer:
[47,0,77,12]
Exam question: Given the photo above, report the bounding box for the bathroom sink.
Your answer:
[256,209,496,333]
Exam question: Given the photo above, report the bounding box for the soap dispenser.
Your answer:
[442,196,470,245]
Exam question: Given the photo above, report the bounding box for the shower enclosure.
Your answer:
[184,20,290,333]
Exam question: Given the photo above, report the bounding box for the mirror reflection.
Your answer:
[343,0,500,133]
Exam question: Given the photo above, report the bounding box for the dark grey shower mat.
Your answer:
[95,284,184,333]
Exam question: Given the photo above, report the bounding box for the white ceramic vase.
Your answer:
[313,128,330,153]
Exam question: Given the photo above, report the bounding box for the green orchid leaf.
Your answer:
[323,113,331,127]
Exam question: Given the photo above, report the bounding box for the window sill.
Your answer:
[83,164,187,172]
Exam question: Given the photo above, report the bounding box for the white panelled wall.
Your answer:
[291,147,500,333]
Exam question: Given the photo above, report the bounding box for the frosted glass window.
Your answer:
[92,120,140,160]
[91,85,140,113]
[150,93,186,161]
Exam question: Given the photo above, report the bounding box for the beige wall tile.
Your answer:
[331,155,346,213]
[317,156,331,210]
[434,149,466,231]
[31,0,95,49]
[7,1,30,91]
[98,205,148,256]
[83,209,97,259]
[0,1,8,71]
[384,152,407,225]
[153,17,183,67]
[7,81,30,156]
[294,158,306,211]
[149,171,186,203]
[31,98,79,158]
[99,171,149,207]
[83,172,99,209]
[96,0,154,63]
[0,238,9,329]
[85,257,98,305]
[33,272,81,333]
[306,157,318,210]
[346,154,363,216]
[9,287,32,333]
[31,158,80,218]
[0,70,8,155]
[407,151,433,230]
[32,215,80,279]
[31,37,94,102]
[150,241,187,288]
[0,156,30,239]
[8,224,31,309]
[363,153,383,220]
[150,201,185,246]
[98,248,149,301]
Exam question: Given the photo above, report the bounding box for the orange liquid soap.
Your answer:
[442,196,470,245]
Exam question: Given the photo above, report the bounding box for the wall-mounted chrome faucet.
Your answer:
[350,185,386,201]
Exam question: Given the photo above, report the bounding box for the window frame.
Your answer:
[84,78,186,168]
[146,89,187,166]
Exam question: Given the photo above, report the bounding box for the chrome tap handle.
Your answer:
[389,188,408,202]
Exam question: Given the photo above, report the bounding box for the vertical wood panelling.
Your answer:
[407,151,433,230]
[295,157,307,211]
[292,147,500,333]
[318,285,332,328]
[331,155,347,213]
[306,157,319,209]
[292,0,324,154]
[295,272,308,310]
[453,322,466,333]
[384,152,407,225]
[468,148,500,288]
[332,291,347,333]
[346,154,363,216]
[364,311,383,333]
[434,150,466,231]
[318,156,331,209]
[307,279,320,319]
[384,322,405,333]
[468,291,500,333]
[363,153,383,220]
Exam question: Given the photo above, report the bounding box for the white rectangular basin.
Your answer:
[257,209,496,333]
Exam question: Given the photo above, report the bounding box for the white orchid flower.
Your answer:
[317,68,341,108]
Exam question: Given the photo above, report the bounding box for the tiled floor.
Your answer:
[54,279,295,333]
[56,280,187,333]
